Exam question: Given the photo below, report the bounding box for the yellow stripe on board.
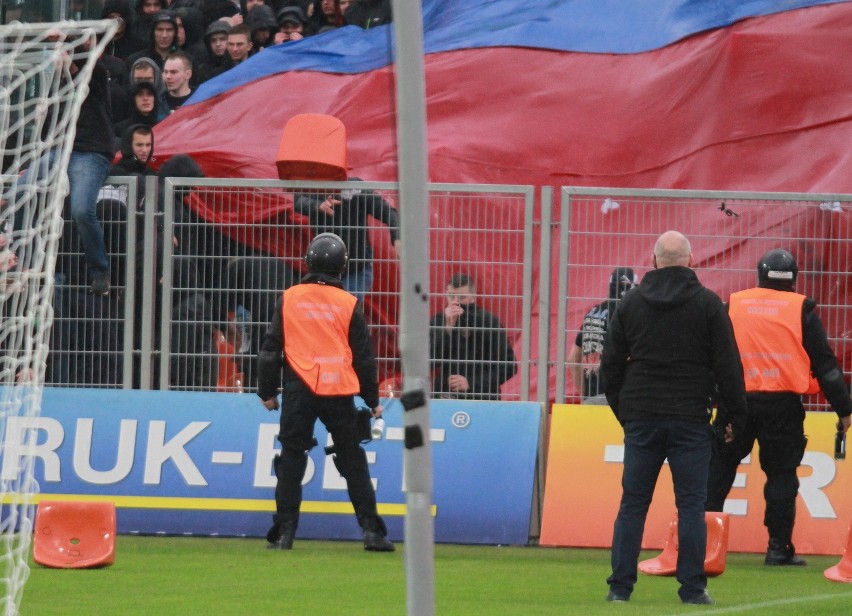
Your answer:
[1,493,436,517]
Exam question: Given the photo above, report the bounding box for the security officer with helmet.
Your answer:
[257,232,394,552]
[706,249,852,565]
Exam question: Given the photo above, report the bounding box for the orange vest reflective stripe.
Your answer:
[282,284,361,396]
[728,288,819,394]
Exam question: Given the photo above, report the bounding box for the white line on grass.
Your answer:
[667,589,852,616]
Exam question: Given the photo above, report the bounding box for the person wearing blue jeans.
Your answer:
[601,231,747,606]
[68,150,112,291]
[610,420,713,601]
[68,48,116,295]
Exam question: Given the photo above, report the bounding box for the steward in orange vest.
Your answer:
[728,287,819,395]
[257,233,394,553]
[707,249,851,567]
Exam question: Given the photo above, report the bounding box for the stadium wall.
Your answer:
[1,389,540,545]
[540,404,852,556]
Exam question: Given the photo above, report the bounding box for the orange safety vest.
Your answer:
[282,283,361,396]
[728,287,819,394]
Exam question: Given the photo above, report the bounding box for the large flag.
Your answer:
[157,0,852,191]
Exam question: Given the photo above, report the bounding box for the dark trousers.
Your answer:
[706,395,806,545]
[609,419,713,601]
[272,382,381,533]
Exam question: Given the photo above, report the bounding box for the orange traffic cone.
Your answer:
[824,520,852,583]
[639,512,730,577]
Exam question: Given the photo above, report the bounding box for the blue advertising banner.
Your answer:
[1,389,540,545]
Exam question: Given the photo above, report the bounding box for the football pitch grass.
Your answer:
[22,536,852,615]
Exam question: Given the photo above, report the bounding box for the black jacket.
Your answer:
[429,302,517,400]
[73,60,115,157]
[293,187,399,274]
[256,274,380,407]
[602,266,748,426]
[110,123,156,177]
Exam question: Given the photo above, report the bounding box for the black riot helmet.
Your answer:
[305,232,348,276]
[757,249,798,286]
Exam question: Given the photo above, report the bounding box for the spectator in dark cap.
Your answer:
[568,266,638,404]
[274,5,307,43]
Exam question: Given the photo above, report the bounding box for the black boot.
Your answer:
[765,539,806,566]
[267,523,296,550]
[363,529,395,552]
[362,517,395,552]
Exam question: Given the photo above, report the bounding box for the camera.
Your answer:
[371,418,385,440]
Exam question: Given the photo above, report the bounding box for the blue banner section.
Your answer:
[191,0,845,103]
[8,389,540,545]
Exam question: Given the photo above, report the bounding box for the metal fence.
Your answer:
[47,178,536,400]
[45,180,852,409]
[554,187,852,410]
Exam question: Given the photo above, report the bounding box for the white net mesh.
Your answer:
[0,19,116,615]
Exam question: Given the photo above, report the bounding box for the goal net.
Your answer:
[0,19,116,615]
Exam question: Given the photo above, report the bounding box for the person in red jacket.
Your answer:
[257,232,394,552]
[706,248,852,566]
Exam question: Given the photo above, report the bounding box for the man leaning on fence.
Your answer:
[601,230,748,606]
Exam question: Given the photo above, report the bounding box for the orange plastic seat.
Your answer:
[824,520,852,583]
[276,114,347,181]
[638,511,730,577]
[33,501,116,569]
[213,328,244,393]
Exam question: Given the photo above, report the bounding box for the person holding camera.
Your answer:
[256,232,394,552]
[428,272,517,400]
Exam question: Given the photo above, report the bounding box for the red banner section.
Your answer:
[540,404,851,555]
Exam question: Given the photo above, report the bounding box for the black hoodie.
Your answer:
[601,265,748,427]
[110,124,156,177]
[101,0,145,60]
[114,81,160,142]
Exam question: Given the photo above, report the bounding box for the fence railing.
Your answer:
[44,179,852,410]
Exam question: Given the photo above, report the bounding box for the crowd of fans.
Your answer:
[89,0,391,146]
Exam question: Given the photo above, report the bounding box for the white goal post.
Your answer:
[0,19,116,616]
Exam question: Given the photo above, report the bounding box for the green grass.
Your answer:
[21,537,852,615]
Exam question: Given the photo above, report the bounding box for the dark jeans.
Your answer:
[609,419,713,601]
